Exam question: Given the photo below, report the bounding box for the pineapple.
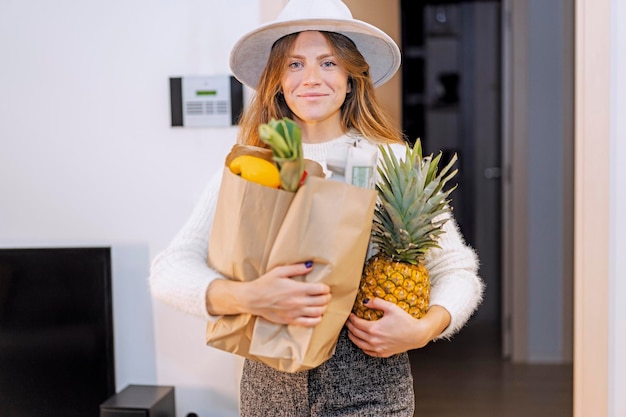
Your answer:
[352,139,458,320]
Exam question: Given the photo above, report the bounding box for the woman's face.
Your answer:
[280,31,351,128]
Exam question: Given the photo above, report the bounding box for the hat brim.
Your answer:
[230,18,401,89]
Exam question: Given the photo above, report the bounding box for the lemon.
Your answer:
[229,155,281,188]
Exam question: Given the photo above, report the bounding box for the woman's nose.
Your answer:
[303,66,321,84]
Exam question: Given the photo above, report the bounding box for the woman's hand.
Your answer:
[206,262,332,327]
[346,298,451,358]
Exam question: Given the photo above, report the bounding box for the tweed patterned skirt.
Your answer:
[239,327,415,417]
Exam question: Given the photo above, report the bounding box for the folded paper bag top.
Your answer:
[225,144,325,180]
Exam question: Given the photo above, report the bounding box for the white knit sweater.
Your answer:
[149,135,484,341]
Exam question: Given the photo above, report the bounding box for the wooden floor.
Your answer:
[409,322,573,417]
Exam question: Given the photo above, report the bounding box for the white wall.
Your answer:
[0,1,260,415]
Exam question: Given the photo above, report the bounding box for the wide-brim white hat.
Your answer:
[229,0,401,89]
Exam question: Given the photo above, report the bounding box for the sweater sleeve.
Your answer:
[425,214,484,340]
[148,169,226,320]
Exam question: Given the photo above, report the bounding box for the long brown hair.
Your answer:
[236,31,406,147]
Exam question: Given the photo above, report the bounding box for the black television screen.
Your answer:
[0,247,115,417]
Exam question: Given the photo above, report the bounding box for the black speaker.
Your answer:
[100,385,175,417]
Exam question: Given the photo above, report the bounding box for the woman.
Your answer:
[150,0,483,415]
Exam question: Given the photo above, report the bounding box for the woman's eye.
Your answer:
[322,60,336,68]
[288,61,303,69]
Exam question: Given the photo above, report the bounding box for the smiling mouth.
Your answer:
[299,93,326,98]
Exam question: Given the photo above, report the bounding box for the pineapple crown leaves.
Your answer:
[258,117,305,192]
[371,139,458,264]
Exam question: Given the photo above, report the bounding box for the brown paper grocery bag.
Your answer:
[206,144,376,372]
[248,176,376,371]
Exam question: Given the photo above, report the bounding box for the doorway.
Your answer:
[399,1,575,415]
[400,0,503,348]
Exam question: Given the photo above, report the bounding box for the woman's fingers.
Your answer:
[345,315,367,337]
[272,262,313,278]
[246,262,333,326]
[268,262,332,297]
[304,292,332,307]
[292,315,323,327]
